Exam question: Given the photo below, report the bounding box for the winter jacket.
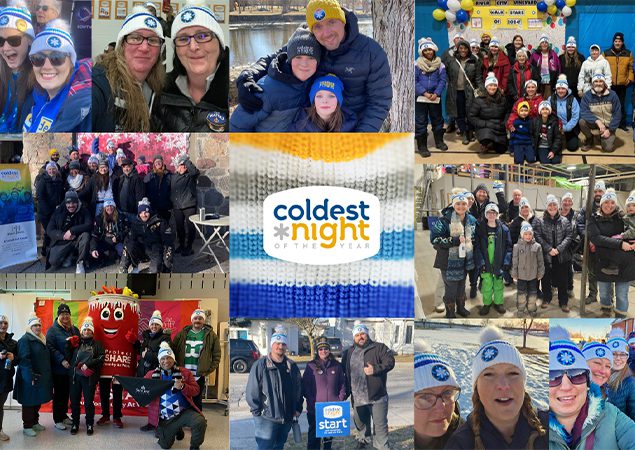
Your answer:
[559,51,585,96]
[509,117,533,146]
[549,383,635,450]
[246,355,303,423]
[83,174,114,216]
[507,200,521,223]
[509,214,537,244]
[342,340,394,404]
[578,55,613,93]
[65,336,105,385]
[606,375,635,422]
[157,48,230,132]
[64,173,90,201]
[548,91,580,132]
[301,357,346,414]
[588,209,635,283]
[482,52,511,94]
[507,94,544,130]
[113,171,145,215]
[529,49,561,87]
[241,10,391,132]
[531,114,562,160]
[415,62,446,97]
[170,159,200,210]
[144,170,173,213]
[22,59,92,133]
[469,90,508,145]
[35,173,65,221]
[430,208,477,276]
[512,238,545,281]
[145,365,202,428]
[46,202,93,247]
[0,333,18,394]
[89,210,130,252]
[172,324,221,377]
[533,212,573,264]
[290,106,358,132]
[508,61,540,100]
[505,43,531,66]
[604,47,634,86]
[126,214,175,251]
[444,53,482,119]
[13,332,53,406]
[230,52,313,132]
[446,408,548,449]
[474,219,513,277]
[470,190,508,221]
[580,88,622,132]
[45,319,80,376]
[135,328,171,377]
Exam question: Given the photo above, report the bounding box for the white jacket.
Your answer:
[578,54,613,93]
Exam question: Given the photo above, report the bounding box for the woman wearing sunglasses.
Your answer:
[445,326,548,449]
[414,343,463,449]
[0,3,35,133]
[34,0,61,34]
[92,7,165,132]
[157,3,229,132]
[549,326,635,449]
[22,19,91,132]
[605,331,635,421]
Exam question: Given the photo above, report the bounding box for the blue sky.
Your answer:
[550,319,615,339]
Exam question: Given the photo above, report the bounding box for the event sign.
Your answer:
[316,401,351,438]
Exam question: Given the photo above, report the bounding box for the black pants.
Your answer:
[121,241,167,273]
[70,375,97,426]
[612,85,627,127]
[40,215,52,255]
[480,139,508,153]
[158,409,207,450]
[0,391,7,430]
[192,376,206,411]
[99,378,123,419]
[307,412,333,449]
[52,373,71,423]
[48,232,91,268]
[543,259,570,306]
[415,101,443,137]
[568,262,574,291]
[22,404,41,429]
[455,90,472,134]
[172,206,197,249]
[563,128,580,151]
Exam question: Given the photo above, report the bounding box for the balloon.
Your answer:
[447,0,461,12]
[545,0,555,5]
[555,0,565,8]
[460,0,474,11]
[537,1,548,12]
[562,5,572,16]
[565,0,576,6]
[547,4,557,15]
[455,9,469,23]
[445,10,456,22]
[432,8,446,20]
[437,0,449,10]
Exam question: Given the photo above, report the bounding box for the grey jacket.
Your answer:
[511,239,545,281]
[533,212,573,264]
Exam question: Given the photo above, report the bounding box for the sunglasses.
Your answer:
[549,369,588,388]
[36,5,50,10]
[0,36,23,47]
[174,32,214,47]
[414,388,461,410]
[30,51,68,67]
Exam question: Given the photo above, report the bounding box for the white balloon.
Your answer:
[447,0,461,12]
[545,0,555,5]
[445,10,457,21]
[562,5,572,16]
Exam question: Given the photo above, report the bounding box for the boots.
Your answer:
[456,296,470,317]
[433,130,448,151]
[444,302,456,318]
[118,248,131,274]
[415,134,430,157]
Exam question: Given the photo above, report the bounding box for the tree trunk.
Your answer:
[371,0,414,132]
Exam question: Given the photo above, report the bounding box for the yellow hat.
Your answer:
[481,32,491,39]
[49,148,59,156]
[306,0,346,32]
[517,101,530,113]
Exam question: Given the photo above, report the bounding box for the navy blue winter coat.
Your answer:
[0,333,18,394]
[14,332,53,406]
[415,63,447,97]
[46,319,80,376]
[144,170,173,213]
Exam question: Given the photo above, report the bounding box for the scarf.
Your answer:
[416,56,442,73]
[446,211,475,281]
[67,173,84,190]
[27,329,46,346]
[23,62,79,133]
[0,72,20,133]
[57,316,74,331]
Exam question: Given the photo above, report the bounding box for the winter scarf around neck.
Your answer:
[27,329,46,345]
[446,211,475,281]
[416,56,442,73]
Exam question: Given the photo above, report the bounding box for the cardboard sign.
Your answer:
[315,401,350,438]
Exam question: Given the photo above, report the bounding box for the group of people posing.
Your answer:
[430,180,635,318]
[35,141,201,274]
[0,306,220,450]
[246,324,395,450]
[415,31,634,158]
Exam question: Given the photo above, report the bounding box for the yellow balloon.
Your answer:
[547,4,557,15]
[461,0,474,11]
[565,0,576,6]
[433,8,446,21]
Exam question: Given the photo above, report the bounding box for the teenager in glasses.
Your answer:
[549,326,635,450]
[0,3,35,133]
[157,4,229,132]
[34,0,61,33]
[414,342,463,450]
[605,330,635,422]
[446,325,548,449]
[22,19,91,132]
[92,7,165,131]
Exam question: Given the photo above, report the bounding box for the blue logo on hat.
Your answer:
[47,36,62,48]
[557,350,575,366]
[431,364,450,382]
[595,348,606,358]
[181,10,195,22]
[612,341,620,348]
[0,16,9,26]
[314,8,326,21]
[482,346,498,362]
[144,17,158,28]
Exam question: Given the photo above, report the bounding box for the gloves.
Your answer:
[237,72,264,112]
[492,181,505,193]
[125,329,137,344]
[67,335,80,348]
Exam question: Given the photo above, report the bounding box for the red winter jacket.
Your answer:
[144,365,201,427]
[507,94,544,130]
[482,52,511,94]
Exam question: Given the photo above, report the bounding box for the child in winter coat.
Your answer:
[509,101,535,163]
[290,74,356,132]
[511,222,545,316]
[578,44,613,96]
[533,101,561,163]
[475,203,512,316]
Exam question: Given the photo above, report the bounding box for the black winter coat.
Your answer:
[474,219,513,277]
[113,171,145,215]
[469,90,508,145]
[0,333,18,394]
[46,320,80,376]
[531,114,562,161]
[136,329,171,377]
[559,52,586,96]
[90,211,130,252]
[170,159,200,210]
[533,212,573,264]
[588,210,635,282]
[509,214,537,244]
[505,42,531,66]
[46,203,93,247]
[144,170,173,212]
[342,340,394,404]
[469,191,508,221]
[36,173,65,221]
[65,336,105,385]
[127,215,174,249]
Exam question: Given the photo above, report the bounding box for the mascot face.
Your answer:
[90,298,139,341]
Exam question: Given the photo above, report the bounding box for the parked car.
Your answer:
[327,338,343,357]
[230,338,261,373]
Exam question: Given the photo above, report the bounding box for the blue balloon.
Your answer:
[438,0,449,11]
[555,0,566,9]
[537,1,548,12]
[456,9,469,23]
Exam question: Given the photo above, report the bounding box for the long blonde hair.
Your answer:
[608,363,631,391]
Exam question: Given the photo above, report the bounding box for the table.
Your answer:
[189,215,229,273]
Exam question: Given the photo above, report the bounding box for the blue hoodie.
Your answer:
[548,89,580,132]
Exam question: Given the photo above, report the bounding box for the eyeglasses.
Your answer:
[613,353,628,359]
[125,33,163,47]
[414,388,460,410]
[318,347,330,352]
[174,32,215,47]
[549,369,588,388]
[0,36,23,47]
[30,51,68,67]
[36,5,50,11]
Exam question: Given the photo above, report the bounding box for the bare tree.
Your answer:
[522,318,534,349]
[371,0,413,132]
[285,318,323,360]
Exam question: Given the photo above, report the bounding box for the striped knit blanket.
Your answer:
[230,133,414,318]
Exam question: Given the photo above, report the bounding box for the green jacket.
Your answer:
[172,324,221,377]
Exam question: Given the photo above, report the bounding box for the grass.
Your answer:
[283,426,414,449]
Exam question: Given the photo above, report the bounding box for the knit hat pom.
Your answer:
[415,338,432,353]
[480,325,504,345]
[608,327,625,339]
[550,325,571,342]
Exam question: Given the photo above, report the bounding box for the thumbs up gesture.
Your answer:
[363,362,374,376]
